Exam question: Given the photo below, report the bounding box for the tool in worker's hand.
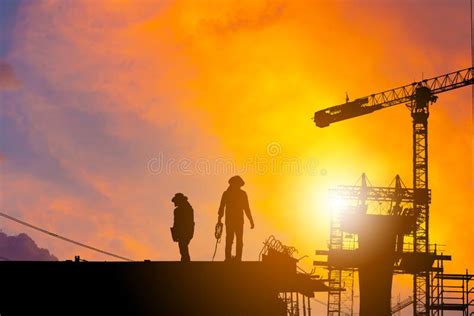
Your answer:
[212,222,223,261]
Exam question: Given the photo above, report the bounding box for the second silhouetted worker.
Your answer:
[218,176,254,261]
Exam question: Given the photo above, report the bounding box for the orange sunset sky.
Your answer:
[0,0,472,312]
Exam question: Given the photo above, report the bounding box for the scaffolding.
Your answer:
[327,206,357,316]
[280,292,313,316]
[430,258,473,315]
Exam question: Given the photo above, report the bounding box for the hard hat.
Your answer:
[228,175,245,187]
[172,193,188,203]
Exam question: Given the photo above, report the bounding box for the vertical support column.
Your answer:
[327,181,360,316]
[296,293,300,315]
[328,208,342,316]
[308,296,312,316]
[438,260,444,316]
[290,292,295,316]
[466,270,470,316]
[303,294,307,316]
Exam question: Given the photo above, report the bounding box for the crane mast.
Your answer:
[313,67,473,316]
[412,85,432,315]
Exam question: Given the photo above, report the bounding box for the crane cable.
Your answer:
[0,211,133,262]
[211,222,223,261]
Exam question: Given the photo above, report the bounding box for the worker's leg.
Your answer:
[178,239,190,262]
[235,224,244,261]
[225,223,235,261]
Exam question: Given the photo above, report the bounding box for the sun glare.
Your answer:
[328,195,346,212]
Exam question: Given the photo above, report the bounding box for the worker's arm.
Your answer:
[217,192,226,223]
[243,192,254,229]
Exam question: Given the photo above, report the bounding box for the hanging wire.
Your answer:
[0,211,133,262]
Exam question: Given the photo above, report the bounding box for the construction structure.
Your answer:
[313,67,473,316]
[0,248,327,316]
[315,174,474,316]
[316,174,415,315]
[260,236,320,316]
[315,173,445,315]
[315,173,468,315]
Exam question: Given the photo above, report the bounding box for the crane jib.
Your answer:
[313,67,473,128]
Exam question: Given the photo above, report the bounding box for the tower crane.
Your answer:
[313,67,473,316]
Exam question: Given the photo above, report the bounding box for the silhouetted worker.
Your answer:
[171,193,194,262]
[218,176,254,261]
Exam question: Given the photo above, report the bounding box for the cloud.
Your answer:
[0,0,227,262]
[201,0,287,35]
[0,231,58,261]
[0,60,20,90]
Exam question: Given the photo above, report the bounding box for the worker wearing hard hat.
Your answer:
[171,193,195,262]
[217,176,255,262]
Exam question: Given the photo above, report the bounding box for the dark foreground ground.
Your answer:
[0,257,327,315]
